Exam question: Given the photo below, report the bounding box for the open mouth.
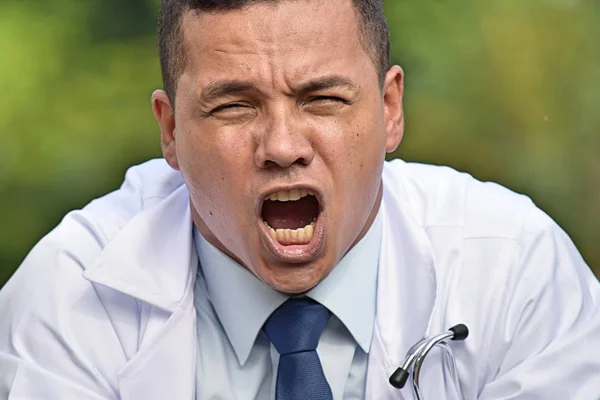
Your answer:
[261,189,320,246]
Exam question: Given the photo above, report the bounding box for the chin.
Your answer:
[260,263,327,294]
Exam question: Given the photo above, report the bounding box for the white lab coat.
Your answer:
[1,159,599,400]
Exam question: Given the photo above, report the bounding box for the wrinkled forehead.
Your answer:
[178,0,370,88]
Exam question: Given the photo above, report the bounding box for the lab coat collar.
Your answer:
[83,185,195,313]
[366,166,438,399]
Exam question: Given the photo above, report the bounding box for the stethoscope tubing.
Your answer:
[389,324,469,399]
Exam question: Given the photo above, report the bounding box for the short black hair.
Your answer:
[157,0,390,105]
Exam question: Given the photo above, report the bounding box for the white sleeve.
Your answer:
[479,209,600,399]
[0,355,110,400]
[0,217,121,399]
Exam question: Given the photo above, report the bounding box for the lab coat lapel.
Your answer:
[83,185,198,399]
[83,185,194,312]
[366,180,438,399]
[117,285,197,400]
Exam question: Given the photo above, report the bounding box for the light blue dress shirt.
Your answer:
[193,211,382,400]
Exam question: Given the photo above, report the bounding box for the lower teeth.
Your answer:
[266,221,315,245]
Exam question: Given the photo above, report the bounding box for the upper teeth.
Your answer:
[268,189,314,202]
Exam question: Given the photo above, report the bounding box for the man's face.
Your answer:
[153,0,404,293]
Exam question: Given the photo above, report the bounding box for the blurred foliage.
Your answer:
[0,0,598,286]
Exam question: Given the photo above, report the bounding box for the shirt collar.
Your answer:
[194,210,382,365]
[306,210,382,353]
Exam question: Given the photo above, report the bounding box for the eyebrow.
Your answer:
[293,75,358,95]
[198,80,255,104]
[197,74,358,104]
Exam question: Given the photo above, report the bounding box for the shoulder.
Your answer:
[83,158,184,243]
[383,159,597,289]
[381,160,592,317]
[382,159,535,240]
[0,158,183,320]
[33,158,182,271]
[381,159,589,293]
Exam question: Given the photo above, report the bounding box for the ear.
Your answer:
[382,65,405,153]
[152,90,180,170]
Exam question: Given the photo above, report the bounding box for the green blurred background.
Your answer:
[0,0,598,287]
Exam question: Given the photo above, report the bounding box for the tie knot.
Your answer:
[263,298,331,355]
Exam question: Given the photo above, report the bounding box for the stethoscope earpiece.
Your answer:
[388,367,410,389]
[449,324,469,341]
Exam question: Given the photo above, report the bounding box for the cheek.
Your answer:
[332,114,386,218]
[176,127,254,220]
[178,126,250,183]
[334,112,386,179]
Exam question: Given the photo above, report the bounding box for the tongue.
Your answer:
[262,196,319,230]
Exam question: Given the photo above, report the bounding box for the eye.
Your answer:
[302,95,351,115]
[207,102,256,123]
[309,96,348,104]
[211,102,251,114]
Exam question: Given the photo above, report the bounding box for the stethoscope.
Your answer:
[388,324,469,399]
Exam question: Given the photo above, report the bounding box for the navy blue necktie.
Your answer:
[263,298,333,400]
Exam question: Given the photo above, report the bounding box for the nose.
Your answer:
[254,107,315,169]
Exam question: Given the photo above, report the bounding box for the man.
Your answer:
[1,0,599,398]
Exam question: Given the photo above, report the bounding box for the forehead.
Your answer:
[178,0,371,89]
